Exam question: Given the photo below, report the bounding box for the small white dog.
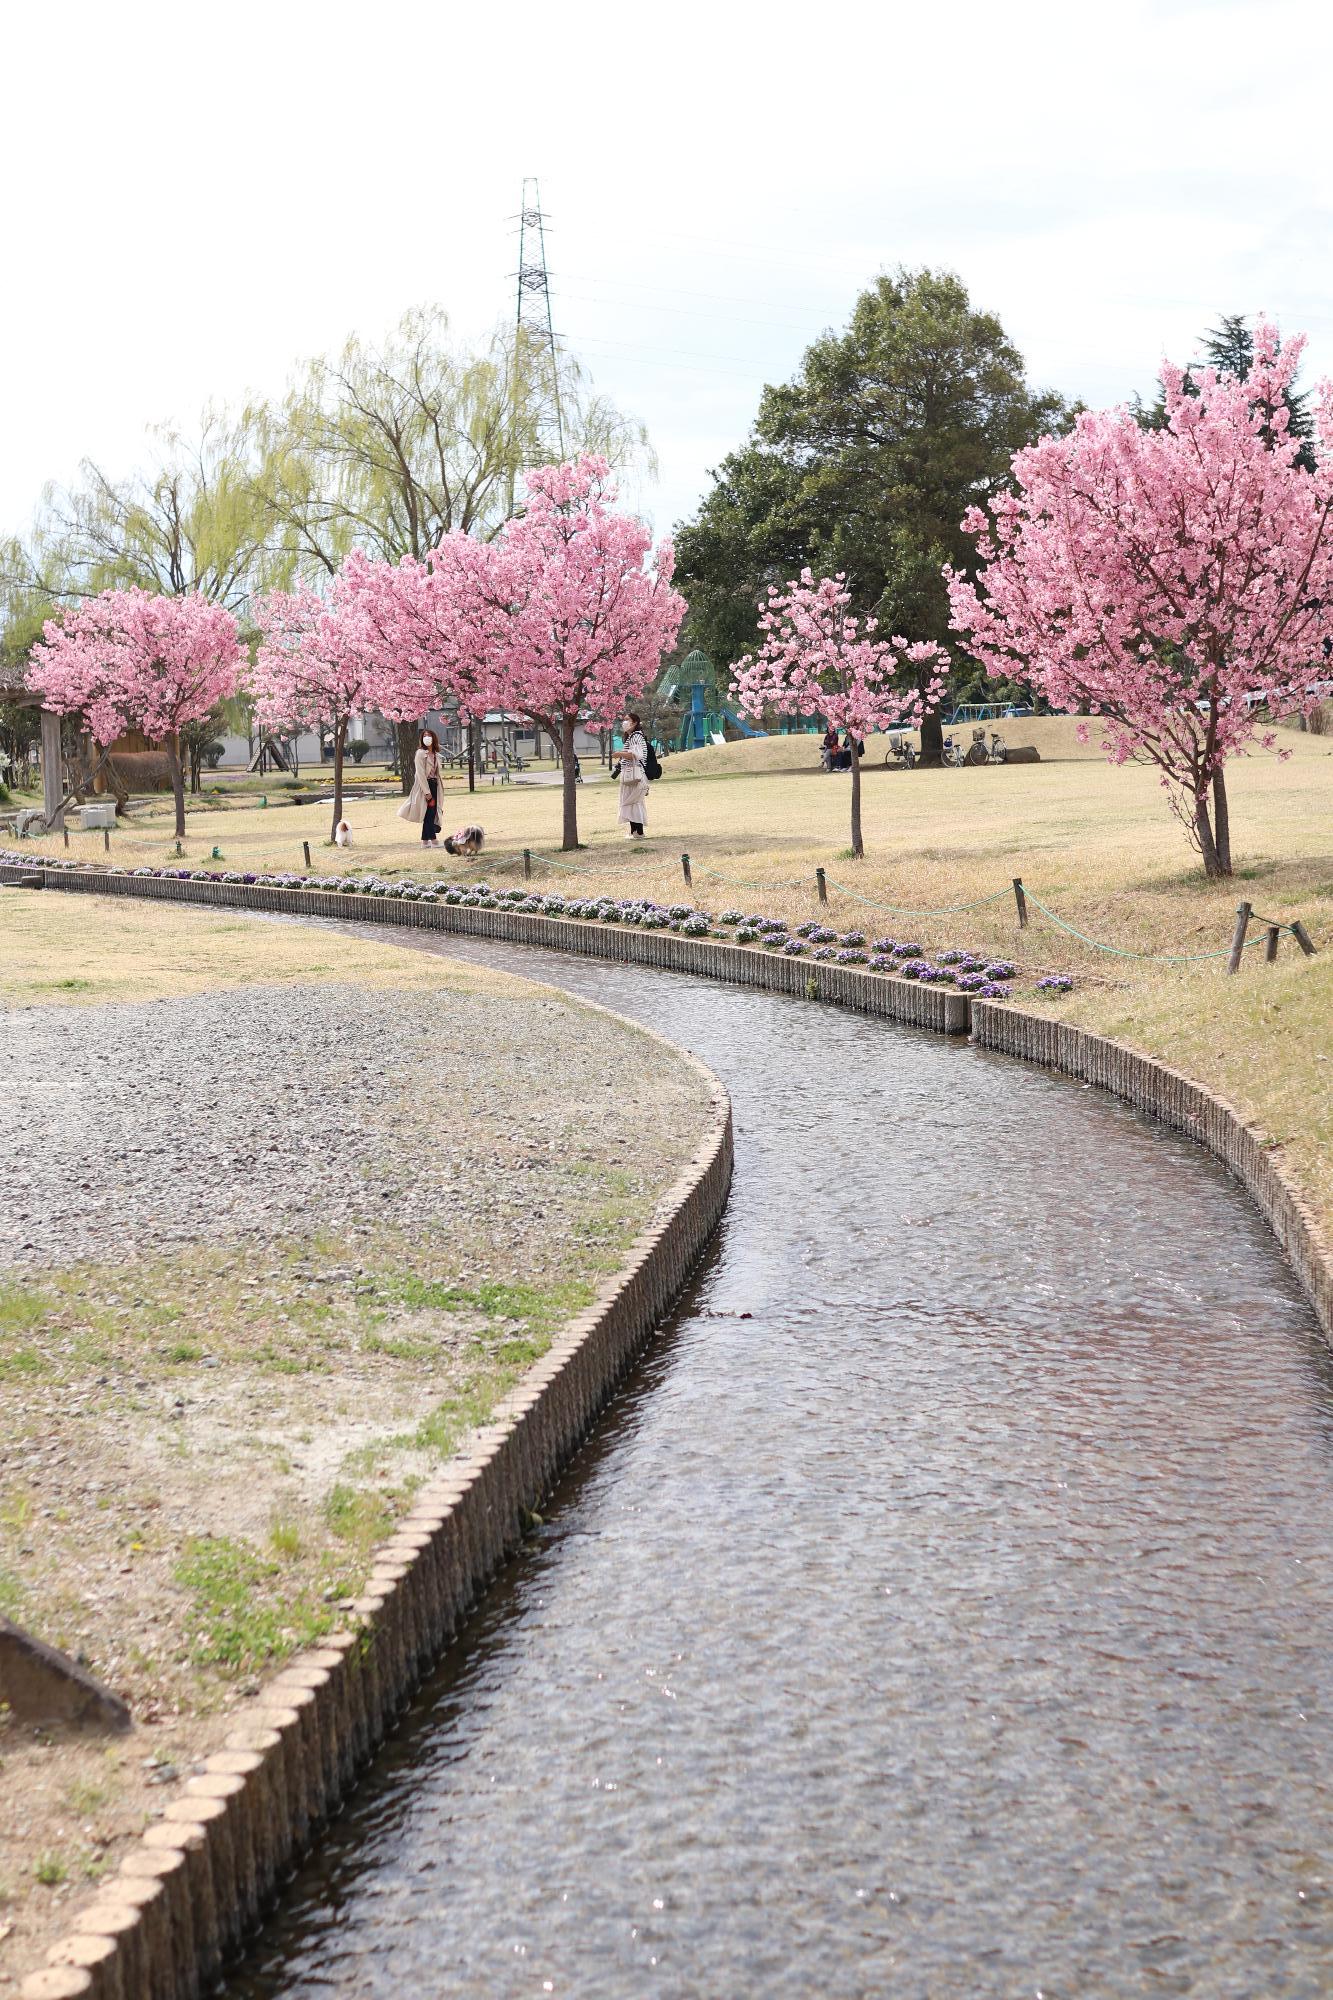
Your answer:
[335,820,353,847]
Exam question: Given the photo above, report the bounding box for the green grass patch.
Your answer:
[173,1535,345,1673]
[375,1273,596,1339]
[0,1347,48,1381]
[323,1482,397,1551]
[0,1282,48,1337]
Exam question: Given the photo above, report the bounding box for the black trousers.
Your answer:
[422,778,440,843]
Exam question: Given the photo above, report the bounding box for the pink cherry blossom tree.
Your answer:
[440,455,685,849]
[947,323,1333,877]
[733,570,949,857]
[30,588,242,837]
[252,564,390,842]
[341,545,498,759]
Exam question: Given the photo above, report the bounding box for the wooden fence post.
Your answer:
[102,827,110,855]
[1227,901,1252,975]
[63,826,69,850]
[302,841,312,869]
[523,849,532,880]
[681,852,692,887]
[1265,924,1281,964]
[1012,877,1027,928]
[1291,920,1318,957]
[816,867,827,904]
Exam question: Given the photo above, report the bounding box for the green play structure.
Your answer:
[667,651,768,750]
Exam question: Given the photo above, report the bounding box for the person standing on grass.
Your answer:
[398,728,444,847]
[617,712,649,839]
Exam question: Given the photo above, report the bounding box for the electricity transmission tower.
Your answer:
[511,178,566,472]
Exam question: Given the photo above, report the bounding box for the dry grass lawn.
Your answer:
[0,893,520,1009]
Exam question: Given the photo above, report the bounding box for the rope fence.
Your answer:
[507,844,1322,974]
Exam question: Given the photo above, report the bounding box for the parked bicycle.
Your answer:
[883,733,917,770]
[967,728,1008,765]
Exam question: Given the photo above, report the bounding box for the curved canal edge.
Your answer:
[7,858,1332,1999]
[13,929,732,2000]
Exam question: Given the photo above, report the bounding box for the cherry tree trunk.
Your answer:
[331,727,345,844]
[560,716,580,849]
[849,742,864,858]
[396,720,417,795]
[1194,791,1224,878]
[918,709,944,769]
[1211,766,1232,875]
[166,730,187,839]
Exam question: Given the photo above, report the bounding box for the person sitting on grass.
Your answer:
[443,824,485,857]
[821,724,840,772]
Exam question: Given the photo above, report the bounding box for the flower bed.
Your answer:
[0,852,1070,1002]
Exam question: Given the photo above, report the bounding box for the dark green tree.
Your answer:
[1134,315,1316,471]
[674,267,1070,761]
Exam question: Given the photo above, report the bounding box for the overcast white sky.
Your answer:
[4,0,1331,544]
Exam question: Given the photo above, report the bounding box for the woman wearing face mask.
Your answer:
[397,729,444,846]
[616,712,649,839]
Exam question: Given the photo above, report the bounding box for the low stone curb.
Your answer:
[9,859,1333,1996]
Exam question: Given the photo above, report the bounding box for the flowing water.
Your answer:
[227,936,1333,1998]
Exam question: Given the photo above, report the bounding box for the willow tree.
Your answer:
[36,412,271,614]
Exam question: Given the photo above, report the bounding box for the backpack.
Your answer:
[643,740,662,781]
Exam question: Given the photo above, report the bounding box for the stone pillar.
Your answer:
[40,708,64,830]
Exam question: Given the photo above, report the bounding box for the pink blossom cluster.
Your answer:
[733,571,949,737]
[440,454,685,739]
[947,323,1333,825]
[30,588,243,746]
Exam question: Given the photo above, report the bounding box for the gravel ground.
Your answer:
[3,980,693,1271]
[0,965,709,1986]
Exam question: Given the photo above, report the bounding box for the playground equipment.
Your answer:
[671,657,768,752]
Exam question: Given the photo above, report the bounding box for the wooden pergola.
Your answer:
[0,664,65,829]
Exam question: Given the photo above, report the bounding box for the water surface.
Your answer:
[229,938,1333,1998]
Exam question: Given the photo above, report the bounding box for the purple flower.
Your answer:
[1036,973,1074,995]
[984,961,1016,981]
[892,940,923,958]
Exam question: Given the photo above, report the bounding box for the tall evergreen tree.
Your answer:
[673,268,1070,761]
[1135,315,1315,471]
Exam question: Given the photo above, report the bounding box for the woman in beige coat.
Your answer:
[616,713,649,838]
[397,729,443,846]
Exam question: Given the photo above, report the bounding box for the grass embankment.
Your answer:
[0,894,707,1977]
[15,715,1330,1238]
